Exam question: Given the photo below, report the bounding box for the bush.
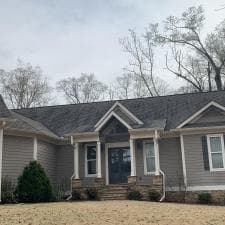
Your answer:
[128,190,142,200]
[1,176,16,204]
[149,190,161,202]
[15,161,53,203]
[85,188,98,200]
[72,190,82,200]
[198,192,211,204]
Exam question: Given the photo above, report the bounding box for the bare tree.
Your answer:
[57,73,107,103]
[0,60,52,109]
[151,6,225,91]
[165,46,214,92]
[120,28,168,96]
[115,73,133,99]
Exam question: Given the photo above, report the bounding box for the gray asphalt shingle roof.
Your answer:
[12,90,225,137]
[0,95,12,119]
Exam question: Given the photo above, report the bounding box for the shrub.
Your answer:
[198,192,211,204]
[15,161,53,203]
[1,176,16,204]
[149,190,161,202]
[85,188,98,200]
[72,190,82,200]
[128,190,142,200]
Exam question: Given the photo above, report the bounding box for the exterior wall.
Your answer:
[135,137,183,188]
[159,137,183,188]
[183,133,225,187]
[56,144,74,192]
[135,140,153,185]
[78,143,105,187]
[2,135,33,184]
[37,140,57,186]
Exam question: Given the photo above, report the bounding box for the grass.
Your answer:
[0,201,225,225]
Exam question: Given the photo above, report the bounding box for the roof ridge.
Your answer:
[13,90,225,111]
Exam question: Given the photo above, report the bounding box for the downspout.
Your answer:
[66,136,75,201]
[159,169,166,202]
[154,129,166,202]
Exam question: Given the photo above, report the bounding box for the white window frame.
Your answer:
[85,143,97,177]
[207,134,225,172]
[143,140,155,175]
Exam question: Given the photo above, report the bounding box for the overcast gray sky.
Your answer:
[0,0,225,102]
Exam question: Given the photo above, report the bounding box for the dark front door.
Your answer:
[108,147,131,184]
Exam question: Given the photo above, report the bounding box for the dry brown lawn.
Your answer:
[0,201,225,225]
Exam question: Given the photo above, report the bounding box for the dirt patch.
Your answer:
[0,201,225,225]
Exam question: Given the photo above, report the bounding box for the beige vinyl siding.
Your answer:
[159,137,183,187]
[2,135,33,184]
[135,138,183,187]
[183,134,225,186]
[56,145,74,192]
[37,140,57,186]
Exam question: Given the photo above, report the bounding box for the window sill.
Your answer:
[85,174,97,178]
[144,172,155,176]
[210,168,225,172]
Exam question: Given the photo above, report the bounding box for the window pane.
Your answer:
[145,143,154,157]
[146,157,155,172]
[87,146,96,160]
[212,153,224,169]
[88,160,96,174]
[210,137,222,153]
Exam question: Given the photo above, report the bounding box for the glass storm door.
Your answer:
[108,147,131,184]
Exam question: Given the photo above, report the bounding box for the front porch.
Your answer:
[70,129,163,199]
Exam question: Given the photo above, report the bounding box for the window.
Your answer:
[85,145,96,177]
[143,141,155,174]
[207,134,225,171]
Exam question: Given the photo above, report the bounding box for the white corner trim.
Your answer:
[95,111,132,131]
[180,134,187,188]
[94,101,143,129]
[206,133,225,172]
[187,185,225,191]
[0,128,3,202]
[33,136,38,160]
[177,101,225,128]
[85,143,97,178]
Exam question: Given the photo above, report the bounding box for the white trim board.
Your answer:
[177,101,225,128]
[94,101,143,130]
[95,111,132,131]
[85,143,97,178]
[206,133,225,172]
[187,185,225,191]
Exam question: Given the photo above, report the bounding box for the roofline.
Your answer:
[12,90,225,111]
[95,111,133,131]
[176,101,225,128]
[94,101,143,129]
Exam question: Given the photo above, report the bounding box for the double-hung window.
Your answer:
[143,141,155,174]
[207,134,225,171]
[85,145,97,177]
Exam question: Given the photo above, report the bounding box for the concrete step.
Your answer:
[98,185,128,201]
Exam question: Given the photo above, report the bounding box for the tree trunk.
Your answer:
[214,67,223,91]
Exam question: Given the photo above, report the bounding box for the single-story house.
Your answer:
[1,90,225,203]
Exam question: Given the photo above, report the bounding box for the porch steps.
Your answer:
[99,185,128,200]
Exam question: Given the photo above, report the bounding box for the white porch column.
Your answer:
[130,138,136,176]
[97,141,102,178]
[154,130,160,175]
[0,127,3,202]
[33,136,38,160]
[74,142,79,179]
